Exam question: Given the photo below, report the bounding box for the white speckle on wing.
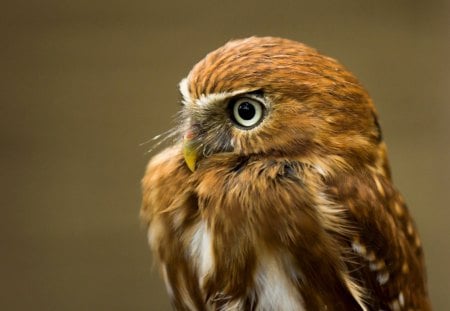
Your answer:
[398,291,405,307]
[377,272,390,285]
[369,260,386,271]
[352,241,367,257]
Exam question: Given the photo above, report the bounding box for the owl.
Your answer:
[141,37,431,310]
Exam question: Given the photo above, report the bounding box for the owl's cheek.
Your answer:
[228,130,264,156]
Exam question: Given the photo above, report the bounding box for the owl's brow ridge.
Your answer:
[179,77,258,107]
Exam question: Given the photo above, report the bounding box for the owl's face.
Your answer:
[178,37,384,173]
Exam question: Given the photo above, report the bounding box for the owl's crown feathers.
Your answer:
[179,36,388,176]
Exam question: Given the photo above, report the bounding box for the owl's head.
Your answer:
[178,37,388,175]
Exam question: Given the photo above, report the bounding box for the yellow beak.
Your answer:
[183,136,198,172]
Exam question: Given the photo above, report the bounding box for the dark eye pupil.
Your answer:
[238,102,256,120]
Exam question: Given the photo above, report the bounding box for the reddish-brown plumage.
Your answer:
[141,37,431,310]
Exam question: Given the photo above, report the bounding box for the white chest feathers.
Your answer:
[188,221,305,311]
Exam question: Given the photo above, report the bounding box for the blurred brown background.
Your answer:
[1,1,448,310]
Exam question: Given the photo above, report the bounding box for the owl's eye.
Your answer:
[230,97,264,128]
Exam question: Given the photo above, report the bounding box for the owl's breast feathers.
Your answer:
[141,145,431,310]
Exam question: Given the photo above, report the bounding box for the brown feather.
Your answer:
[141,37,431,310]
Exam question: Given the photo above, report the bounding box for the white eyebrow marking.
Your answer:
[179,78,192,105]
[196,90,251,107]
[178,77,258,107]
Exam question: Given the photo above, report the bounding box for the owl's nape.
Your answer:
[141,37,431,310]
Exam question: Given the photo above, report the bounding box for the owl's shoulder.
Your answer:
[324,169,430,310]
